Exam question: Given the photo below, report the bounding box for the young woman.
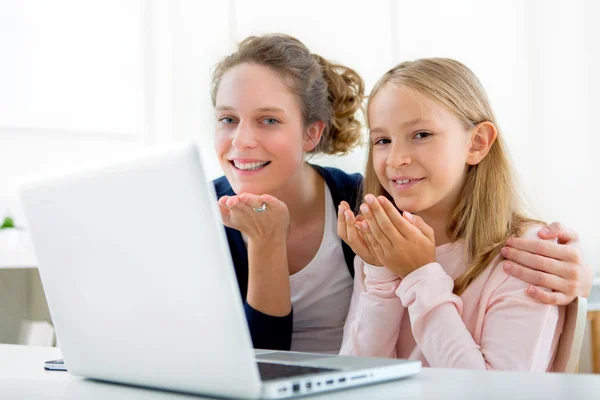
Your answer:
[210,35,593,353]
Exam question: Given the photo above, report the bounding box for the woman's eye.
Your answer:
[261,118,279,125]
[414,131,432,139]
[374,138,391,145]
[219,117,237,125]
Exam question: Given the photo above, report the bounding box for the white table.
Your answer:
[1,345,600,400]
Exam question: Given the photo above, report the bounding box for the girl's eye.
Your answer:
[374,138,391,145]
[261,118,279,125]
[219,117,237,125]
[414,131,432,140]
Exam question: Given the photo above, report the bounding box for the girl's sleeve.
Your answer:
[397,261,562,370]
[340,256,405,358]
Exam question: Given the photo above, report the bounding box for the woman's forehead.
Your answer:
[216,64,297,113]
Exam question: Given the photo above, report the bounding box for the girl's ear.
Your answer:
[304,121,326,152]
[466,121,498,166]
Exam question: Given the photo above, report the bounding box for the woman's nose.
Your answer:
[231,123,258,149]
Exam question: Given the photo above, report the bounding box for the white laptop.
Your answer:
[19,142,421,399]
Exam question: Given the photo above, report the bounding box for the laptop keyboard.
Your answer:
[257,362,338,381]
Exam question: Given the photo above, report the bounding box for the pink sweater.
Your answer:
[340,227,565,371]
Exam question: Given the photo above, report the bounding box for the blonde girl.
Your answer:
[338,58,569,370]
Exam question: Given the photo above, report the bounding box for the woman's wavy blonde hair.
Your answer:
[364,58,539,295]
[211,34,365,155]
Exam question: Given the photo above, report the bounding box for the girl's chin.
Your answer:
[391,199,422,214]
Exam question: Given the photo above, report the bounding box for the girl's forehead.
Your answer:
[368,84,447,125]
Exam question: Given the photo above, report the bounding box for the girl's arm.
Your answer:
[340,257,405,358]
[398,260,561,370]
[359,196,562,369]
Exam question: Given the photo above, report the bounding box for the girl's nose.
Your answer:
[386,147,412,168]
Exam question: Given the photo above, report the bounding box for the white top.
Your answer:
[289,183,353,354]
[243,184,353,354]
[4,344,600,399]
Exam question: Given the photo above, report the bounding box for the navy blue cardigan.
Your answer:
[213,165,363,350]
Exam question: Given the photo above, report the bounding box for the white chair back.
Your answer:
[553,296,587,373]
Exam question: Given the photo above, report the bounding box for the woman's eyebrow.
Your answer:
[255,107,285,113]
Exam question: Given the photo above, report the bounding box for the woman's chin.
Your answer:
[229,179,277,196]
[231,185,264,195]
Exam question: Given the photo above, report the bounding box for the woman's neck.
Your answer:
[269,163,323,229]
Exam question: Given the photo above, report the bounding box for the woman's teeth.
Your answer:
[232,160,270,171]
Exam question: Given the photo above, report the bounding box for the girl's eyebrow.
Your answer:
[369,127,386,136]
[402,117,427,128]
[370,118,430,136]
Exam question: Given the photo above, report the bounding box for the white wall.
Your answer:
[1,0,598,271]
[0,0,145,224]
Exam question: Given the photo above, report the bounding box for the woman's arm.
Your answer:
[246,238,291,317]
[244,237,293,350]
[502,222,593,305]
[219,193,293,350]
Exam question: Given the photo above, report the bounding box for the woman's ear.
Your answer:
[304,121,326,151]
[466,121,498,165]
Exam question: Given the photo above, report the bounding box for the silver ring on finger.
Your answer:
[252,202,267,213]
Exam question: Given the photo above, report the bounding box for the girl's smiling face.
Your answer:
[368,84,472,218]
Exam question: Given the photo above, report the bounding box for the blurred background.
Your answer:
[0,0,598,368]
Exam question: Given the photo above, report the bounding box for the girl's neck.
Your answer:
[416,175,467,247]
[269,163,323,227]
[418,211,451,246]
[416,197,459,246]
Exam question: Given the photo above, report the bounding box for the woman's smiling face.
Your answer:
[214,63,310,195]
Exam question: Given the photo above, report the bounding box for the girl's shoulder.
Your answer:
[482,224,554,300]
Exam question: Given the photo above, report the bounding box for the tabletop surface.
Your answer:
[1,344,600,400]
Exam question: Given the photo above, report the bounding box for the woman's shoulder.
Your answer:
[311,164,363,206]
[213,175,235,198]
[312,164,363,184]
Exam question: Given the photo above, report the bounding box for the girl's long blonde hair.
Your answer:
[364,58,539,295]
